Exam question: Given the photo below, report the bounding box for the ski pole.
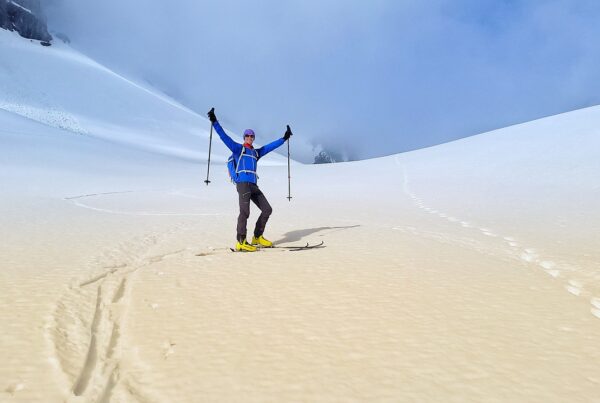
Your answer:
[287,127,292,201]
[204,108,214,185]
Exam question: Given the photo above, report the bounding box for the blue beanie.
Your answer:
[243,129,255,137]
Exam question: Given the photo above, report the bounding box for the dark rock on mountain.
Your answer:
[0,0,52,42]
[314,150,345,164]
[314,151,336,164]
[0,1,9,29]
[314,149,354,164]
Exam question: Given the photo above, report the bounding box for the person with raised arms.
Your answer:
[208,108,292,252]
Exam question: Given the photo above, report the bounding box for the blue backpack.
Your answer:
[227,153,241,182]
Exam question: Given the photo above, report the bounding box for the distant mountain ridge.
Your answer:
[0,0,51,42]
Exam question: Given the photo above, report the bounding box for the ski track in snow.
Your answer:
[395,156,600,321]
[64,190,224,217]
[46,224,191,401]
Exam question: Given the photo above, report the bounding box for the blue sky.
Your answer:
[47,0,600,162]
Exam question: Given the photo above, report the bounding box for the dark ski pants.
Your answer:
[236,182,273,242]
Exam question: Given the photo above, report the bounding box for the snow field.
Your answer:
[2,30,600,401]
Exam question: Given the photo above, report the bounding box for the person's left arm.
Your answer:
[256,125,293,159]
[256,138,285,159]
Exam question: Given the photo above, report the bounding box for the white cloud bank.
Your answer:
[46,0,600,162]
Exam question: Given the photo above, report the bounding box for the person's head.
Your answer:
[243,129,255,145]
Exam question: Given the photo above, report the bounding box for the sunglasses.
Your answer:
[244,134,255,138]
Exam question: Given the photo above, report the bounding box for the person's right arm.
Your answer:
[208,108,242,153]
[213,121,242,153]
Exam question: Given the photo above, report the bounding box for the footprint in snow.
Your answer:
[520,249,538,263]
[539,261,556,270]
[566,280,583,296]
[537,260,560,277]
[4,382,25,395]
[163,340,176,359]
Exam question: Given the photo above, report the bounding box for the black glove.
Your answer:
[283,125,293,141]
[207,107,217,123]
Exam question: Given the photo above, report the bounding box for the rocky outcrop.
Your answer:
[0,1,9,29]
[0,0,52,42]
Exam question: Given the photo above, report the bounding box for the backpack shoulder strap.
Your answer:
[235,149,244,173]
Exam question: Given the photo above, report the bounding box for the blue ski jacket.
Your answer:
[213,121,285,184]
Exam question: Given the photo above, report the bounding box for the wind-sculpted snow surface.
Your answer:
[1,29,600,401]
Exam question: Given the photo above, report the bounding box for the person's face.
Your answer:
[244,134,255,145]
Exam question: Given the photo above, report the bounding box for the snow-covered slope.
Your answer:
[1,28,600,402]
[0,28,287,165]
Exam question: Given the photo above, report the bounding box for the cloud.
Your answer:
[46,0,600,162]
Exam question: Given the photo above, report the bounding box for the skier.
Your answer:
[207,108,293,252]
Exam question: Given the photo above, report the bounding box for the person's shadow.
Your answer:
[276,225,360,244]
